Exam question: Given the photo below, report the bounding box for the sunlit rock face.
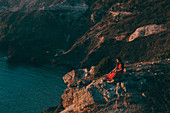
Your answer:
[129,24,167,42]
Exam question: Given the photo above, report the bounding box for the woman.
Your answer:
[106,57,124,81]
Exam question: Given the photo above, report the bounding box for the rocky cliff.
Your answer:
[54,0,169,67]
[42,59,170,113]
[0,0,90,65]
[0,0,169,112]
[0,0,169,66]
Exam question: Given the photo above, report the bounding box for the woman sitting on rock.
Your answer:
[106,57,124,82]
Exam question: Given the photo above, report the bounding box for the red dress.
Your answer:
[106,63,124,81]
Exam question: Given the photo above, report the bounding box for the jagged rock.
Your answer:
[73,84,106,112]
[68,79,92,88]
[61,88,75,108]
[136,68,142,72]
[63,70,76,84]
[61,76,132,112]
[129,24,167,41]
[63,69,88,85]
[110,11,132,21]
[67,81,78,87]
[91,13,95,22]
[114,34,126,40]
[116,82,127,97]
[124,68,136,73]
[60,104,74,113]
[90,9,106,23]
[78,79,92,87]
[89,66,96,75]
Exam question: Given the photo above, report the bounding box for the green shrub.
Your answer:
[93,56,115,78]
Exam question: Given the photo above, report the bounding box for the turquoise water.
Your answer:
[0,56,67,113]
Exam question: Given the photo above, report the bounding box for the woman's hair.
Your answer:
[117,57,122,63]
[116,57,124,70]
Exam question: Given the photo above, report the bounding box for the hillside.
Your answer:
[0,0,90,64]
[56,0,170,67]
[0,0,169,66]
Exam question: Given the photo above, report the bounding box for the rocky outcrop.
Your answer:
[90,9,106,23]
[0,0,88,11]
[109,11,132,21]
[129,24,167,42]
[43,59,169,113]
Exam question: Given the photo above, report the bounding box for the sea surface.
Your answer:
[0,55,68,113]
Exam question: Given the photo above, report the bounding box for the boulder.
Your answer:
[129,24,167,42]
[110,11,132,21]
[63,69,88,85]
[63,70,76,84]
[61,88,75,108]
[89,66,96,75]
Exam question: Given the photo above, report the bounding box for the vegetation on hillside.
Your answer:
[93,56,115,78]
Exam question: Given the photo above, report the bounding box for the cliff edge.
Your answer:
[42,59,170,113]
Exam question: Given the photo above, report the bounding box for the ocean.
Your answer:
[0,55,68,113]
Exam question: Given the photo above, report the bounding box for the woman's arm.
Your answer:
[116,64,123,72]
[110,66,118,73]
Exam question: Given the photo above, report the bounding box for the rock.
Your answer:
[61,88,75,108]
[60,105,74,113]
[90,10,105,23]
[124,68,136,73]
[63,69,89,85]
[116,82,127,97]
[89,66,96,75]
[68,81,78,87]
[41,106,58,113]
[73,86,106,112]
[129,24,167,42]
[142,93,146,97]
[114,34,126,40]
[136,68,142,72]
[63,70,76,84]
[91,13,95,22]
[110,11,132,20]
[79,79,92,86]
[137,64,142,67]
